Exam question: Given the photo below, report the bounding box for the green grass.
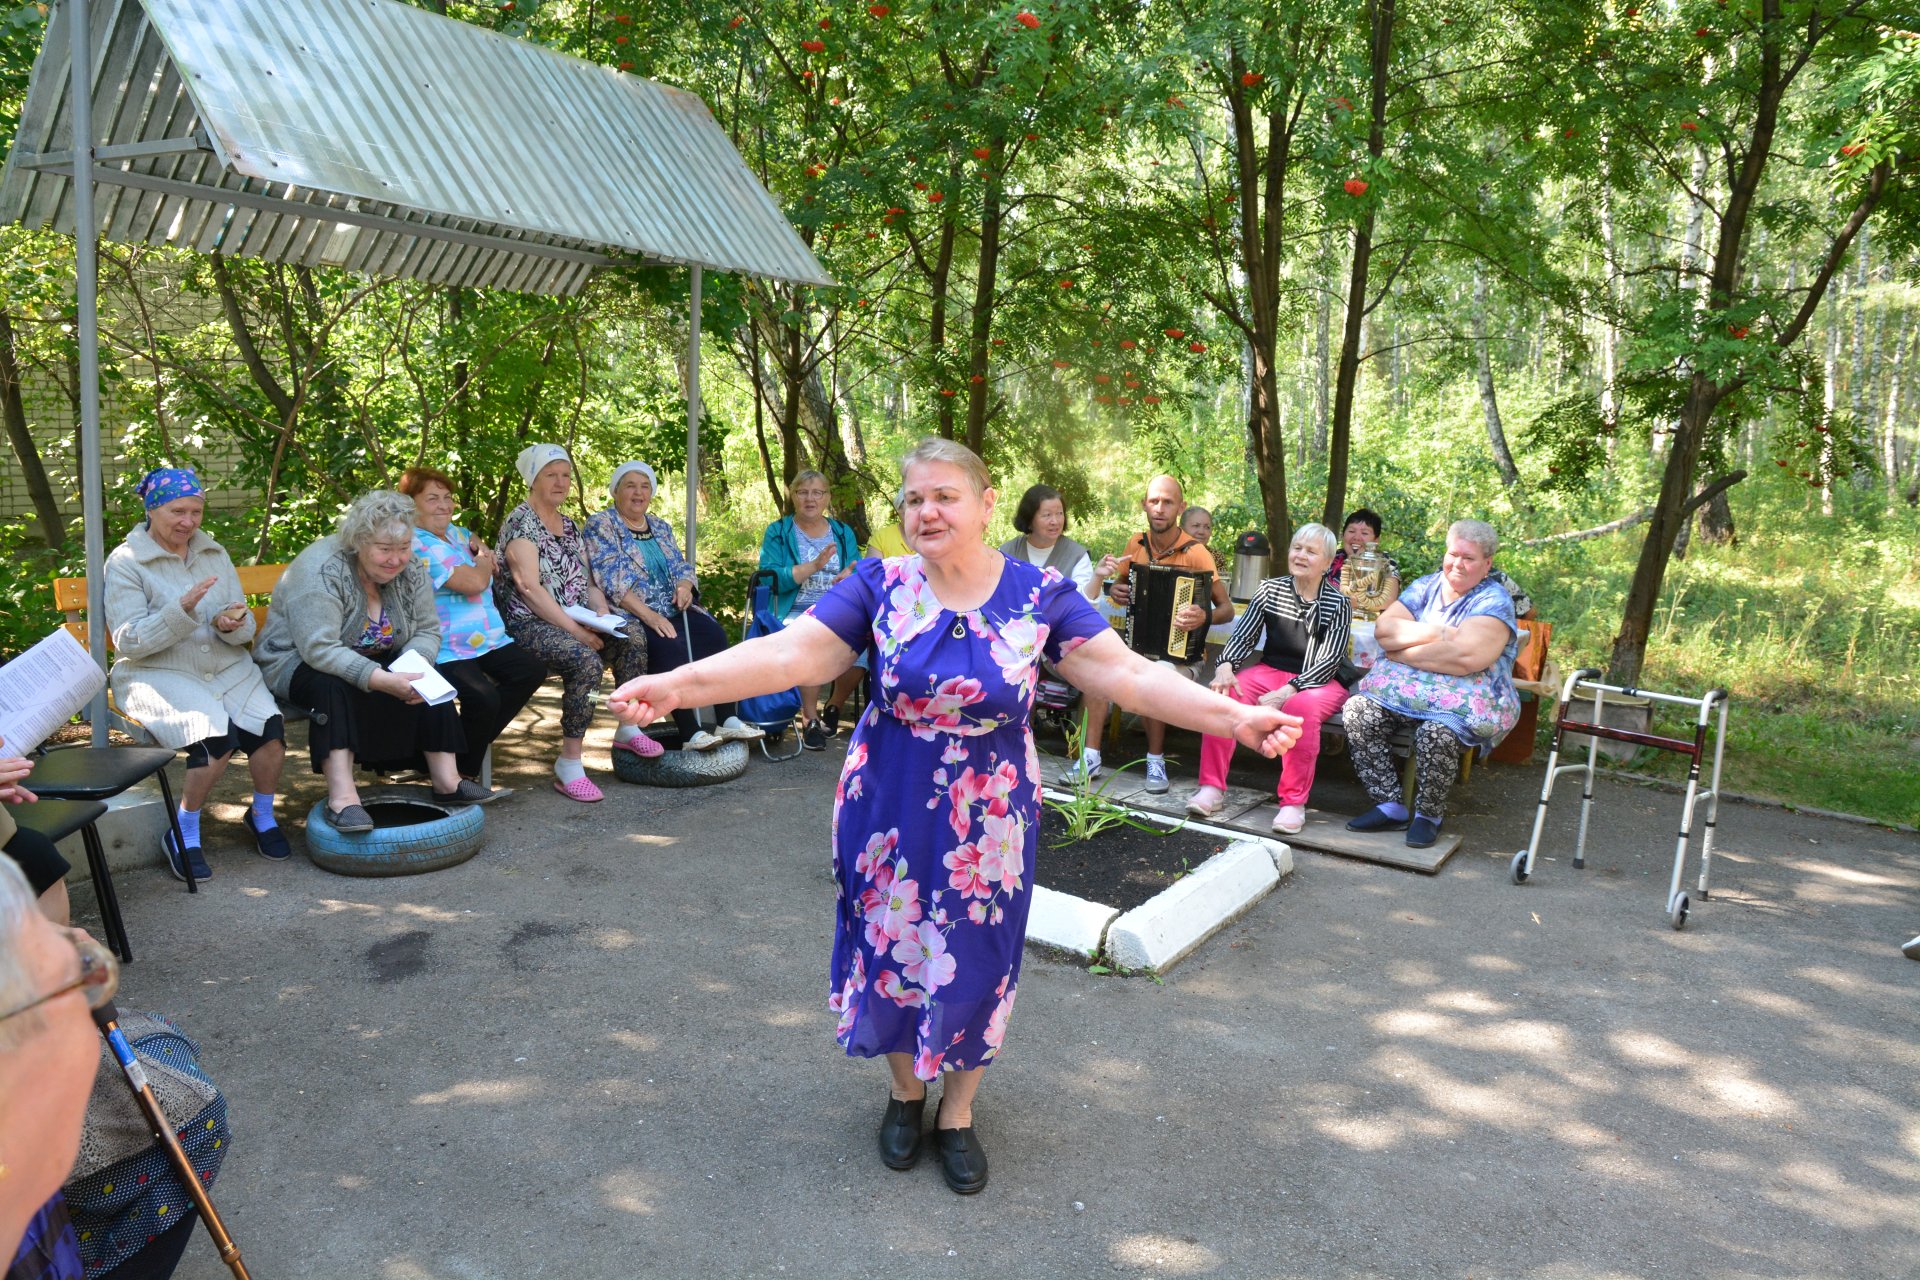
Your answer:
[1508,506,1920,828]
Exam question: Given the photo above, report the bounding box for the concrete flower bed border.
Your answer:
[1027,787,1294,974]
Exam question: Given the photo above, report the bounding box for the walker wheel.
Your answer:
[1509,850,1530,885]
[1668,894,1690,931]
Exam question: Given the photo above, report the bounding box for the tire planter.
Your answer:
[304,787,487,877]
[611,739,750,788]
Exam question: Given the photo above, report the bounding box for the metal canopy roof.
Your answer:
[0,0,832,294]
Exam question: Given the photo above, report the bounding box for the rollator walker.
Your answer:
[1509,667,1729,930]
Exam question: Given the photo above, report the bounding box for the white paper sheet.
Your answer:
[0,629,108,756]
[388,649,459,706]
[562,604,626,636]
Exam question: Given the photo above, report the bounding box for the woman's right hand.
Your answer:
[640,607,678,640]
[609,674,681,726]
[371,669,426,703]
[179,575,218,615]
[0,744,38,805]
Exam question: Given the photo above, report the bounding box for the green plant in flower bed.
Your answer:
[1045,713,1186,848]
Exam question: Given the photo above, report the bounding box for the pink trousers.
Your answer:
[1198,664,1350,805]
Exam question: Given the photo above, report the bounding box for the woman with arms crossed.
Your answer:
[610,439,1299,1195]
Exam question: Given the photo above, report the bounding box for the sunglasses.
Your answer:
[0,930,119,1025]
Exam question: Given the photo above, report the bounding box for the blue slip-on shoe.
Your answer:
[1405,815,1442,849]
[1345,805,1411,834]
[243,809,293,861]
[162,827,212,882]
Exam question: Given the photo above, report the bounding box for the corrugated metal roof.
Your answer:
[0,0,832,294]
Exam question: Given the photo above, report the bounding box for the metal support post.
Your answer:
[68,0,109,744]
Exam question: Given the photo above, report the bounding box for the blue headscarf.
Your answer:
[137,467,202,510]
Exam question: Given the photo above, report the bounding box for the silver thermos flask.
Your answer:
[1228,531,1270,603]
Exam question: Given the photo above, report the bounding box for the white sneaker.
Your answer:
[1064,751,1102,786]
[1143,758,1170,794]
[718,716,766,742]
[1273,804,1306,834]
[685,729,725,751]
[1185,785,1225,818]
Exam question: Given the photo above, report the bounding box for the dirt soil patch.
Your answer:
[1034,803,1237,912]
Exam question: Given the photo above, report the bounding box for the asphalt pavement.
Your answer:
[81,701,1920,1279]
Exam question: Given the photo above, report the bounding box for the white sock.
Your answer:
[176,805,202,846]
[612,723,642,745]
[555,756,586,784]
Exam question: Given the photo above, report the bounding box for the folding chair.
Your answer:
[11,797,124,960]
[736,569,803,761]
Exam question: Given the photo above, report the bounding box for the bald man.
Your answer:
[1075,476,1234,793]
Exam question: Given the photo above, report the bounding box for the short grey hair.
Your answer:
[1291,522,1338,560]
[1448,519,1499,558]
[336,490,417,552]
[0,855,41,1051]
[900,437,990,495]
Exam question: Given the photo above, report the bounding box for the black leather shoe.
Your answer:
[934,1117,989,1194]
[1346,804,1411,834]
[879,1094,926,1171]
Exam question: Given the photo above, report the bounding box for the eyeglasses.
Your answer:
[0,930,119,1025]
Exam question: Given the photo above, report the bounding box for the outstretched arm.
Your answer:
[609,617,855,725]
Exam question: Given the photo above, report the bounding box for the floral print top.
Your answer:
[494,502,592,623]
[414,524,511,662]
[1354,573,1519,748]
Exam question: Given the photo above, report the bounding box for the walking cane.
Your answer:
[92,1002,254,1280]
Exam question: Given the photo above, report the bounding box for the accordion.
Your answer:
[1125,563,1213,663]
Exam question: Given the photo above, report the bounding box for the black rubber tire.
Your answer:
[1510,850,1530,885]
[305,787,487,877]
[611,739,750,788]
[1668,893,1690,931]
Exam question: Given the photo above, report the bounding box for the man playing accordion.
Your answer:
[1074,475,1234,794]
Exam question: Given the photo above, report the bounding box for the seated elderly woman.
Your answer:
[584,462,763,751]
[495,444,656,803]
[399,466,548,782]
[1188,523,1352,834]
[102,467,288,882]
[255,491,498,833]
[1343,519,1520,850]
[758,469,864,751]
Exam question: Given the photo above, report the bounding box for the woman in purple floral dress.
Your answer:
[610,439,1299,1194]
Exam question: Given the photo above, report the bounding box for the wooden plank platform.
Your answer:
[1038,754,1461,874]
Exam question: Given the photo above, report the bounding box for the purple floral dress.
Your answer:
[808,554,1108,1080]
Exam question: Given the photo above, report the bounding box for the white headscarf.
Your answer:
[608,461,658,497]
[516,443,570,486]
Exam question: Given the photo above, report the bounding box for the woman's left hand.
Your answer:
[212,603,249,633]
[609,674,682,725]
[1256,683,1296,710]
[0,748,38,805]
[1234,704,1303,758]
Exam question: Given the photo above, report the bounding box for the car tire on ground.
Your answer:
[611,739,750,788]
[304,787,488,877]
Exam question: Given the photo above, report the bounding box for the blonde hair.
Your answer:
[900,437,990,495]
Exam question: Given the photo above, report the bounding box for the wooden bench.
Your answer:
[55,563,288,650]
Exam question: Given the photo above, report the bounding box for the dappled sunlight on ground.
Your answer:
[410,1078,542,1106]
[1107,1231,1222,1273]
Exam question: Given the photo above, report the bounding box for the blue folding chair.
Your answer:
[736,570,803,761]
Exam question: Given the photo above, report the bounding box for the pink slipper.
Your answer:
[553,775,604,803]
[611,731,665,759]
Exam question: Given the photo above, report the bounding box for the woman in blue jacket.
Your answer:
[759,470,863,750]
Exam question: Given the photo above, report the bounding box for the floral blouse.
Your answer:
[582,509,695,618]
[493,502,592,623]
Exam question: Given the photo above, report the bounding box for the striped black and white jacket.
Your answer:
[1218,576,1352,691]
